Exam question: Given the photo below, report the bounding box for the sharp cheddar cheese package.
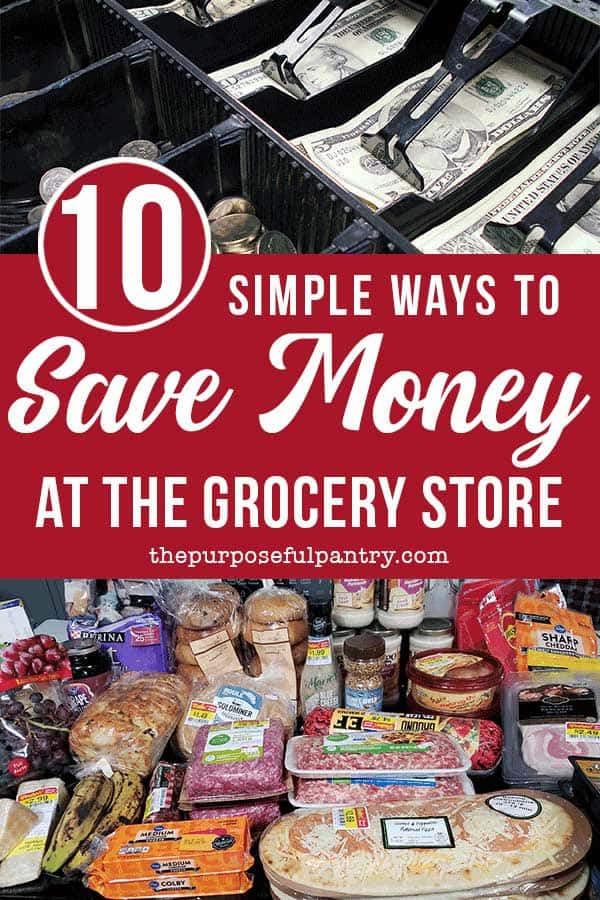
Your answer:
[87,817,253,884]
[515,594,597,672]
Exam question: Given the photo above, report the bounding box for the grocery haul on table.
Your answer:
[1,0,599,254]
[0,579,599,899]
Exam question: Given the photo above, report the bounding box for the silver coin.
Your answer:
[118,140,160,161]
[208,196,256,222]
[210,213,262,252]
[38,167,75,203]
[0,91,35,109]
[27,205,47,226]
[257,230,297,254]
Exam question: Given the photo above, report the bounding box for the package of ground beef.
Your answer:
[291,773,474,806]
[183,718,287,802]
[189,800,281,836]
[287,731,469,777]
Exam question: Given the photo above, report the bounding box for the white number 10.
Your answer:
[62,183,183,312]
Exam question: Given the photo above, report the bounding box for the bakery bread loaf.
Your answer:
[69,673,187,775]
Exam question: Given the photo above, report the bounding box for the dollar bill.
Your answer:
[295,34,568,210]
[414,108,600,253]
[129,0,200,23]
[212,0,421,99]
[129,0,264,23]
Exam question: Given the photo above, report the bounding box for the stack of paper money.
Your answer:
[129,0,266,24]
[294,35,568,210]
[415,108,600,253]
[211,0,421,99]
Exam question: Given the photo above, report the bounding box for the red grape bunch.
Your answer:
[1,635,68,679]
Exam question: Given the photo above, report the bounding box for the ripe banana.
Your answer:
[42,773,114,874]
[63,772,145,875]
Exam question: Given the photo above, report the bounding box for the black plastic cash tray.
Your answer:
[1,0,598,253]
[0,0,415,251]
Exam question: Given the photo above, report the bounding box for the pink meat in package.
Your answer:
[456,579,535,661]
[183,718,287,802]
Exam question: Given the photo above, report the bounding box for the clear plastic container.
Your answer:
[288,772,475,807]
[332,580,375,628]
[409,618,455,655]
[407,649,503,718]
[285,731,471,778]
[376,579,425,630]
[501,671,600,791]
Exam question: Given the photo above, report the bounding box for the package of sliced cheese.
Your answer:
[0,779,68,886]
[259,791,591,898]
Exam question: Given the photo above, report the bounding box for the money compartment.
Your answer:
[159,118,416,251]
[0,38,238,242]
[236,0,598,236]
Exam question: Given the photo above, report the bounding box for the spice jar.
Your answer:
[63,639,112,711]
[364,622,401,709]
[332,580,375,628]
[343,633,385,711]
[409,618,455,655]
[376,579,425,629]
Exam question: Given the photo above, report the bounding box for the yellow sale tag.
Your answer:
[186,702,217,724]
[18,787,58,807]
[329,708,440,733]
[565,722,600,742]
[526,648,600,673]
[331,807,370,830]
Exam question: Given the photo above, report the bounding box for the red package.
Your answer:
[478,591,518,673]
[0,635,72,690]
[456,580,535,652]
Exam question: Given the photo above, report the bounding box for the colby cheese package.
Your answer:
[515,595,597,672]
[88,818,252,882]
[86,871,253,897]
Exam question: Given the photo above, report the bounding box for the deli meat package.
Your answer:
[69,673,187,776]
[502,672,600,789]
[183,718,288,803]
[259,791,592,898]
[286,731,470,777]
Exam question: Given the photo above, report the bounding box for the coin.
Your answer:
[208,197,256,221]
[118,140,160,161]
[27,205,47,225]
[210,213,262,252]
[0,91,35,109]
[257,230,297,253]
[38,167,75,203]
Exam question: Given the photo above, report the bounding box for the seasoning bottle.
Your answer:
[332,580,375,628]
[376,579,425,630]
[343,633,385,711]
[63,639,112,711]
[300,597,341,717]
[409,618,455,655]
[365,622,401,710]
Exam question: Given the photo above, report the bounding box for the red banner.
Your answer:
[0,252,597,576]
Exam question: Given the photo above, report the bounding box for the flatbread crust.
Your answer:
[259,791,591,898]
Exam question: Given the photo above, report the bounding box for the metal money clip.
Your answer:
[261,0,365,99]
[483,138,600,252]
[361,0,549,189]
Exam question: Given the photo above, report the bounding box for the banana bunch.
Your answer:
[43,771,145,875]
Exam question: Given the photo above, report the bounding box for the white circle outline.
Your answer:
[38,157,211,334]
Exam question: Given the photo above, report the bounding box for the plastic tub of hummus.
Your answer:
[407,650,503,718]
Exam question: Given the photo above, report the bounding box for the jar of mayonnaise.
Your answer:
[332,580,375,628]
[409,618,455,655]
[376,579,425,630]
